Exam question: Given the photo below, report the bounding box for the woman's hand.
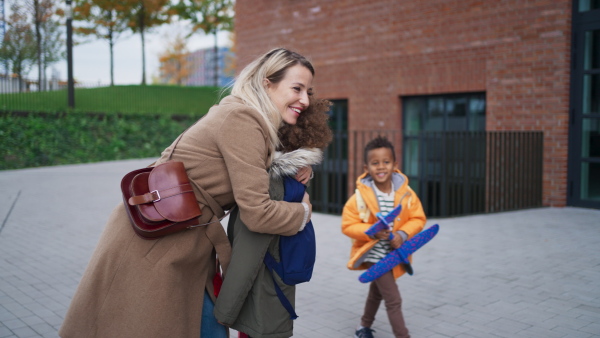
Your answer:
[295,166,313,185]
[302,192,312,222]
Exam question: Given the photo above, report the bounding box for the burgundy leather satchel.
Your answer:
[121,160,202,239]
[120,121,235,239]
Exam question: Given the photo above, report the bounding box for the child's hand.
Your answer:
[295,166,313,185]
[390,233,404,249]
[373,229,390,240]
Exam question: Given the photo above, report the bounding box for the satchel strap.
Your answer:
[188,179,234,276]
[165,119,201,161]
[164,118,233,275]
[128,183,194,206]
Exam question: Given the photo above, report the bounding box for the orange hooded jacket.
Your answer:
[341,169,426,279]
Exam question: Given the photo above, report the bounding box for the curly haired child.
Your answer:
[216,97,333,338]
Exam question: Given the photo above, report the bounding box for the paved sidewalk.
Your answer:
[1,159,599,338]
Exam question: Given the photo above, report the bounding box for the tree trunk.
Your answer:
[108,10,114,86]
[139,4,146,86]
[141,29,146,85]
[213,31,218,87]
[109,30,114,86]
[34,0,43,91]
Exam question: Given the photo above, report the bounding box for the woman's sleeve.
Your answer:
[217,108,305,236]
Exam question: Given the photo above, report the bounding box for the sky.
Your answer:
[1,3,231,86]
[53,22,231,85]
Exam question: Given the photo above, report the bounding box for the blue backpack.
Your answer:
[263,176,316,319]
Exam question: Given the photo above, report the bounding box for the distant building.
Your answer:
[159,46,234,87]
[0,74,29,93]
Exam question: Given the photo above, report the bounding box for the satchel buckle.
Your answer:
[150,190,161,202]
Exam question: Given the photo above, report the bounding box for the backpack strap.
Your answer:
[264,251,298,320]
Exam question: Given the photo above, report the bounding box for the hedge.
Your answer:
[0,112,200,170]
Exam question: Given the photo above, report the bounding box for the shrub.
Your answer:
[0,112,199,170]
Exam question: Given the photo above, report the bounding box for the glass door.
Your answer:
[569,3,600,208]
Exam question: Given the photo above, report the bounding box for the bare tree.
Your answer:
[0,1,37,91]
[24,0,58,90]
[40,4,65,87]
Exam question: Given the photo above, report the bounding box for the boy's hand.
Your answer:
[390,233,404,249]
[373,229,390,240]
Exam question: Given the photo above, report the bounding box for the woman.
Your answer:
[215,98,333,338]
[59,48,318,338]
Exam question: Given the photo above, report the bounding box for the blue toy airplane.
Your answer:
[359,224,439,283]
[364,204,403,240]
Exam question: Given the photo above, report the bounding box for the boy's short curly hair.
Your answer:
[278,98,333,152]
[364,135,395,164]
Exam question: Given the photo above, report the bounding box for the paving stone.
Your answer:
[1,160,600,338]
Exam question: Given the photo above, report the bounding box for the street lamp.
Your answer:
[66,0,74,108]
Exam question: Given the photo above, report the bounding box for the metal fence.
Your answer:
[307,130,349,214]
[411,131,488,217]
[311,130,544,218]
[486,131,544,213]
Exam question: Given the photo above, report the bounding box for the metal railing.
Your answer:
[486,131,544,213]
[307,131,349,214]
[413,131,488,217]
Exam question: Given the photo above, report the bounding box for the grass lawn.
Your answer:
[0,85,225,115]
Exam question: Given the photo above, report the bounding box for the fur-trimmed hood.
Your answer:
[269,148,323,179]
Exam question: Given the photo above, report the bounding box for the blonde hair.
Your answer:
[229,48,315,155]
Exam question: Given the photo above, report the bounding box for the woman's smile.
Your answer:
[266,64,313,125]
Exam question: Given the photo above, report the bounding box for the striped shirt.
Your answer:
[364,183,395,264]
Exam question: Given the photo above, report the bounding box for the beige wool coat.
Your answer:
[59,95,306,338]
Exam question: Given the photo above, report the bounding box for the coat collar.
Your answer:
[269,148,323,179]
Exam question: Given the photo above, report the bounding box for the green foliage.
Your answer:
[0,84,224,115]
[174,0,234,35]
[0,112,198,170]
[0,84,227,170]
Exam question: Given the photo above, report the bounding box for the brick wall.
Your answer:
[235,0,572,207]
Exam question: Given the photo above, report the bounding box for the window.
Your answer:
[580,0,600,12]
[402,93,486,216]
[402,92,486,186]
[404,93,485,134]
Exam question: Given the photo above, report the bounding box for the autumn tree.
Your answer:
[158,32,190,85]
[173,0,234,86]
[0,1,37,91]
[72,0,131,86]
[126,0,171,85]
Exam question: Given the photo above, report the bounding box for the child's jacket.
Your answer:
[342,169,426,279]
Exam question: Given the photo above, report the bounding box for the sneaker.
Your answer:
[354,327,375,338]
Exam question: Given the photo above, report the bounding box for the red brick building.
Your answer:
[235,1,600,213]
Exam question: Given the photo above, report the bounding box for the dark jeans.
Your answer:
[201,290,228,338]
[361,270,410,338]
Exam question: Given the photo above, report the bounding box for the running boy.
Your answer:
[342,136,426,338]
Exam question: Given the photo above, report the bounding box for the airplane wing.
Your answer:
[359,224,439,283]
[364,204,403,239]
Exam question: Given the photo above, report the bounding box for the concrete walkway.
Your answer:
[0,159,599,338]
